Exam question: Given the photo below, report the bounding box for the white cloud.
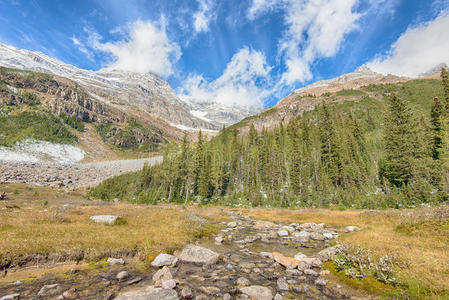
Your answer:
[248,0,360,85]
[86,20,181,77]
[193,0,215,33]
[368,14,449,77]
[247,0,281,20]
[179,47,272,108]
[71,36,94,61]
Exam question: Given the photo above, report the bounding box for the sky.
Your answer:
[0,0,448,109]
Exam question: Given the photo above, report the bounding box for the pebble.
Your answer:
[38,284,61,297]
[277,229,289,237]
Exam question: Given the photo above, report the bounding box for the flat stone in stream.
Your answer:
[177,245,220,265]
[240,285,273,300]
[115,286,179,300]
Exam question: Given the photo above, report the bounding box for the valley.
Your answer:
[1,44,449,300]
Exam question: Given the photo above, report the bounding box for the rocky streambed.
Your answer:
[0,212,362,300]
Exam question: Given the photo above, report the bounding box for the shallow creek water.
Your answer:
[0,212,360,299]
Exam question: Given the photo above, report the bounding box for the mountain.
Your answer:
[180,97,262,126]
[0,43,219,133]
[231,65,409,132]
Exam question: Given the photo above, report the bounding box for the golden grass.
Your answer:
[0,184,227,270]
[243,207,449,299]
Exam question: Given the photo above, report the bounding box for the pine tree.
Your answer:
[441,67,449,109]
[381,94,415,186]
[431,97,444,159]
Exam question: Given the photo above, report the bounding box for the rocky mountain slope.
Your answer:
[0,43,220,132]
[232,65,410,132]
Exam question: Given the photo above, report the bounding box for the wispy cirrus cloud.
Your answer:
[193,0,216,34]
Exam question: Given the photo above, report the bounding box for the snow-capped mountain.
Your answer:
[183,99,261,126]
[0,43,219,131]
[292,65,382,95]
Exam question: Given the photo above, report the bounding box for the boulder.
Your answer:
[115,286,179,300]
[272,252,300,269]
[177,245,220,265]
[240,286,273,300]
[151,254,177,267]
[90,215,121,225]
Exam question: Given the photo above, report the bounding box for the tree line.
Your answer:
[92,68,449,209]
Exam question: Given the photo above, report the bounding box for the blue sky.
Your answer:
[0,0,448,108]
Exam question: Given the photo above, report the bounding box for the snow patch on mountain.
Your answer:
[0,140,85,164]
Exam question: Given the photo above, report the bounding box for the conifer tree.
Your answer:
[441,67,449,109]
[431,97,443,159]
[381,94,415,186]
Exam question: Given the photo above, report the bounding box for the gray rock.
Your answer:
[277,278,289,292]
[240,286,273,300]
[116,271,129,281]
[223,293,232,300]
[0,294,20,300]
[215,235,224,244]
[62,288,78,299]
[90,215,121,225]
[153,266,173,283]
[310,232,325,241]
[277,230,289,237]
[323,232,334,239]
[304,269,318,276]
[294,252,307,260]
[237,277,251,286]
[181,286,193,299]
[198,286,220,296]
[115,286,179,300]
[317,246,340,261]
[151,254,177,267]
[274,294,283,300]
[315,277,328,286]
[38,284,61,297]
[161,279,177,289]
[107,257,125,265]
[177,245,220,265]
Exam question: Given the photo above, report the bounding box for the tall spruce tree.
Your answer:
[431,97,444,159]
[381,94,415,186]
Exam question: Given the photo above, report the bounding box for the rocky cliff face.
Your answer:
[0,43,219,132]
